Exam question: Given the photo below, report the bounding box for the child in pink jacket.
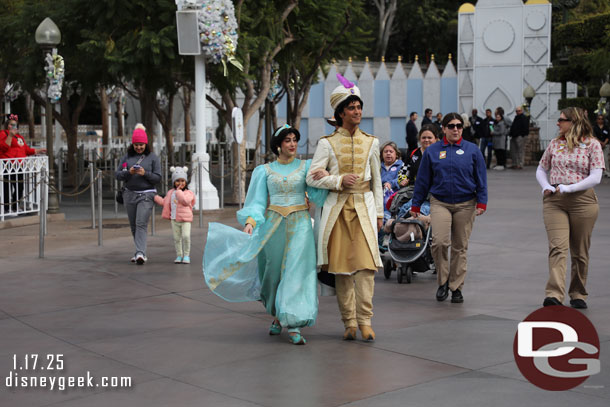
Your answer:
[154,166,196,264]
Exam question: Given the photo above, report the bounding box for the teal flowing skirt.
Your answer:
[203,210,318,328]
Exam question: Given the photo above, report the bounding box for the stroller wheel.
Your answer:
[383,258,393,280]
[397,265,413,284]
[405,265,413,284]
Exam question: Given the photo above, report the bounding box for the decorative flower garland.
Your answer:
[176,0,242,75]
[267,62,282,101]
[594,99,607,117]
[44,49,64,103]
[3,82,21,103]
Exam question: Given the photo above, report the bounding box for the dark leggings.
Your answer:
[494,149,506,167]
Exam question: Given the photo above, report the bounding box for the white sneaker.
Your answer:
[493,165,505,171]
[130,256,136,263]
[136,254,146,265]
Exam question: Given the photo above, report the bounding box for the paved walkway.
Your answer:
[1,168,609,407]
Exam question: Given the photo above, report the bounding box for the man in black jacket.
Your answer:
[406,111,419,155]
[509,106,530,169]
[480,109,494,169]
[470,109,484,143]
[421,108,433,126]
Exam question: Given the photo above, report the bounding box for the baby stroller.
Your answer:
[381,191,434,284]
[383,217,434,283]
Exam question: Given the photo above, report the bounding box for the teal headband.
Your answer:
[273,124,291,138]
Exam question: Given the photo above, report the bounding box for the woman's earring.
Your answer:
[277,147,281,155]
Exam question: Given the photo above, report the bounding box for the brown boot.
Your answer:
[343,327,357,340]
[359,325,375,342]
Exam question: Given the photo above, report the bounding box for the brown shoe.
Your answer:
[343,327,357,340]
[359,325,375,342]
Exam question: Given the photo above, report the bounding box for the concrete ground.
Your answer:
[0,167,609,407]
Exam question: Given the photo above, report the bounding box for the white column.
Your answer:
[54,104,62,157]
[108,102,113,147]
[189,54,219,209]
[157,119,163,152]
[41,106,47,144]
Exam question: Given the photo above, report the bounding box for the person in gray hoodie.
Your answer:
[115,124,161,264]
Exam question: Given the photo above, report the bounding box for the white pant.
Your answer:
[171,220,191,257]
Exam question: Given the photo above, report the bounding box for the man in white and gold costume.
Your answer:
[306,74,383,341]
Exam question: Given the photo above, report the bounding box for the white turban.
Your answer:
[330,73,361,111]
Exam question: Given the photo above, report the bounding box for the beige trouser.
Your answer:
[543,188,598,302]
[603,144,610,173]
[510,136,525,167]
[429,197,476,291]
[171,220,191,257]
[335,270,375,328]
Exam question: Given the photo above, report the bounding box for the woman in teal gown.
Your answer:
[204,125,328,345]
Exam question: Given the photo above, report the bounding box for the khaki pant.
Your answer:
[543,188,598,302]
[171,220,191,257]
[335,270,375,328]
[603,144,610,174]
[510,136,525,167]
[429,197,476,291]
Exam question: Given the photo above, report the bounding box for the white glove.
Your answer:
[536,165,555,195]
[557,168,602,193]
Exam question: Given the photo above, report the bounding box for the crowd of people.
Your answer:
[199,88,606,345]
[407,106,533,171]
[2,86,606,346]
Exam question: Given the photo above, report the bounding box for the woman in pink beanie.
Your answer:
[115,123,162,265]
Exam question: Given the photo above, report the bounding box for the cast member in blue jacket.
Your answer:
[410,113,488,304]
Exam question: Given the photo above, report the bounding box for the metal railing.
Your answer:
[1,156,48,221]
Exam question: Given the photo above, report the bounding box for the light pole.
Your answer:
[523,85,536,123]
[175,1,219,209]
[35,17,61,213]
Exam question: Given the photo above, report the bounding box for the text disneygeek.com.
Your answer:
[4,354,132,391]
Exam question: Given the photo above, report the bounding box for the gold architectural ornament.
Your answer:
[448,53,452,60]
[365,56,369,62]
[431,54,435,61]
[415,55,419,62]
[348,56,352,63]
[525,0,550,4]
[458,3,475,13]
[381,56,385,62]
[332,58,337,64]
[398,55,402,62]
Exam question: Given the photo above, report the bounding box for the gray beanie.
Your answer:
[171,166,189,184]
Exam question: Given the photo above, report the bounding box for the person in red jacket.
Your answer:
[1,114,46,212]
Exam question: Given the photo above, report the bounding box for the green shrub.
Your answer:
[557,97,599,121]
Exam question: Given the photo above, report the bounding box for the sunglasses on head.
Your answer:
[557,118,571,123]
[446,123,463,130]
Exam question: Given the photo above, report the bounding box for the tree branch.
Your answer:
[206,94,225,112]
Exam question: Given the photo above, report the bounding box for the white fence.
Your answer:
[1,156,48,221]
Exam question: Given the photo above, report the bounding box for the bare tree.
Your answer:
[373,0,398,59]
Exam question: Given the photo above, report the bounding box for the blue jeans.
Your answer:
[479,138,493,168]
